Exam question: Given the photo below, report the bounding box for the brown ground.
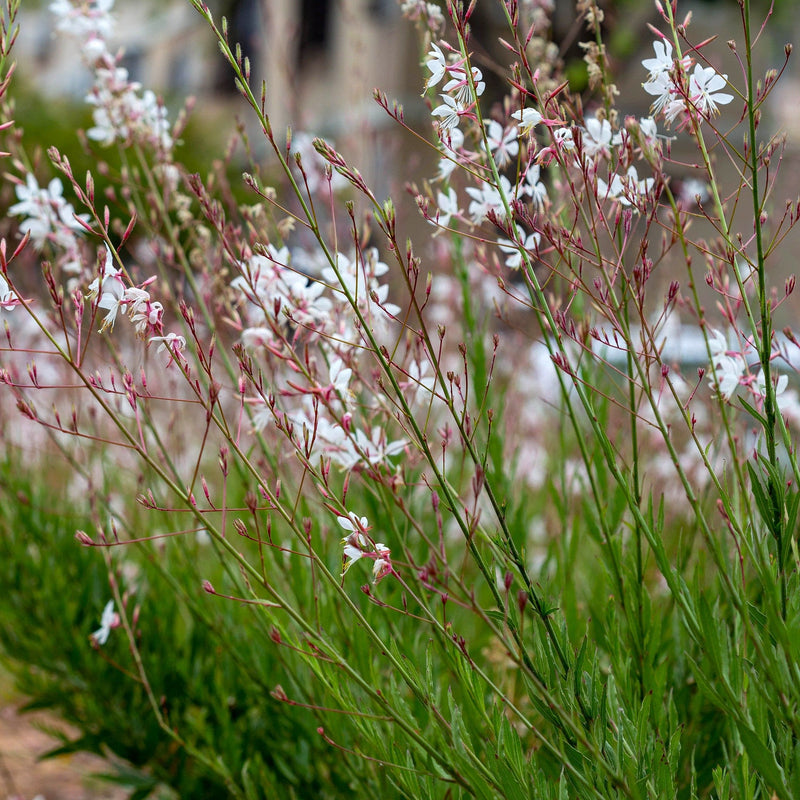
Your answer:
[0,699,129,800]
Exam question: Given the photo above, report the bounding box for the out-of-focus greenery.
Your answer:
[0,448,364,800]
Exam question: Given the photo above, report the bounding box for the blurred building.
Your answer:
[15,0,426,187]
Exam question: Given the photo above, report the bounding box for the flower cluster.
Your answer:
[9,174,89,274]
[338,513,393,583]
[87,245,177,350]
[231,242,408,472]
[427,42,486,131]
[399,0,445,33]
[707,328,794,414]
[50,0,173,152]
[642,39,733,126]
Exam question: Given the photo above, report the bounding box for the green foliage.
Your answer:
[0,453,358,799]
[3,0,800,798]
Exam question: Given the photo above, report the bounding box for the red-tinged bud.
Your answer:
[504,571,513,591]
[431,491,440,512]
[73,214,94,234]
[121,213,137,243]
[12,231,30,259]
[668,280,680,302]
[271,685,288,701]
[233,519,247,536]
[662,364,670,377]
[75,531,94,546]
[786,43,793,57]
[202,580,215,594]
[517,590,528,614]
[786,275,795,295]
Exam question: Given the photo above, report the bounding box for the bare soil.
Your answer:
[0,700,128,800]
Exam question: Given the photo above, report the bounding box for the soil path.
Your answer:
[0,701,128,800]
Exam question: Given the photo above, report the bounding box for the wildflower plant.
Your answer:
[2,0,800,797]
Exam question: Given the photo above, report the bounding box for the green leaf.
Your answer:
[735,721,790,800]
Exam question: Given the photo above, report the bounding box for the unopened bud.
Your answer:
[75,530,94,546]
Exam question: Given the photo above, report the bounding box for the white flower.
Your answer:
[688,64,734,116]
[50,0,114,41]
[92,599,117,646]
[498,231,540,270]
[485,120,519,168]
[581,117,613,158]
[596,166,653,208]
[519,165,547,211]
[639,116,658,144]
[85,65,173,152]
[9,174,89,249]
[643,70,675,116]
[707,328,746,400]
[756,370,789,407]
[0,273,17,312]
[149,332,186,361]
[88,247,126,331]
[679,177,709,206]
[553,127,575,150]
[434,187,459,227]
[338,512,369,574]
[372,547,392,582]
[465,176,512,224]
[328,356,352,395]
[431,94,465,131]
[337,511,369,534]
[130,298,163,336]
[511,107,543,135]
[442,65,485,104]
[708,327,730,363]
[352,426,406,466]
[436,128,464,181]
[424,42,448,89]
[641,39,675,82]
[403,360,436,399]
[712,354,745,400]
